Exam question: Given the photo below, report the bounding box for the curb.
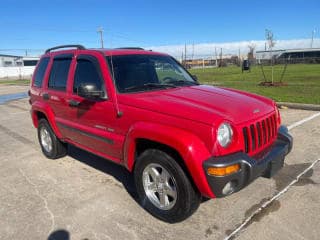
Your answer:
[277,102,320,111]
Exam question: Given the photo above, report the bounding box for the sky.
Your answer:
[0,0,319,57]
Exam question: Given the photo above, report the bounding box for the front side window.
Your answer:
[73,58,104,95]
[48,57,72,91]
[107,55,197,93]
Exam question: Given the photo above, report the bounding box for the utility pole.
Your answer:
[311,29,316,48]
[215,47,218,67]
[192,42,194,61]
[97,27,104,48]
[220,48,223,67]
[184,43,187,63]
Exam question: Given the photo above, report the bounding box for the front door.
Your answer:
[62,54,123,162]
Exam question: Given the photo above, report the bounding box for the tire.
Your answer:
[134,149,201,223]
[37,119,67,159]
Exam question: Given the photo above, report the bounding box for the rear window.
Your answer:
[33,57,49,87]
[48,57,72,91]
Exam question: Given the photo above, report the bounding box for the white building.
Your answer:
[256,48,320,60]
[0,54,23,67]
[0,55,39,79]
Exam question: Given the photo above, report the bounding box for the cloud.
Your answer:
[147,38,320,59]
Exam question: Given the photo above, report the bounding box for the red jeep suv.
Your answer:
[29,45,293,222]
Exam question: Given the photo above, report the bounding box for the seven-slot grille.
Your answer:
[242,114,277,154]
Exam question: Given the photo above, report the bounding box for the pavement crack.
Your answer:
[6,102,29,111]
[19,168,55,235]
[0,124,34,146]
[224,158,320,240]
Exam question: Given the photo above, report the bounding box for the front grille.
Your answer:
[242,114,277,154]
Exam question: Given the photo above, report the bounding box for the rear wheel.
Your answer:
[37,119,67,159]
[134,149,200,223]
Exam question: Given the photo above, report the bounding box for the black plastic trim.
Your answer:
[45,45,85,53]
[42,93,49,100]
[203,125,293,198]
[57,123,114,145]
[115,47,144,50]
[53,53,73,60]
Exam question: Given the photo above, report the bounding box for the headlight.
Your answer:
[217,123,233,148]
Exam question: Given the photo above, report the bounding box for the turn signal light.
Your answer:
[207,164,240,176]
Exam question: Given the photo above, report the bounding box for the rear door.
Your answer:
[62,53,123,162]
[45,53,74,137]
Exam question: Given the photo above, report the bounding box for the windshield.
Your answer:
[106,54,198,93]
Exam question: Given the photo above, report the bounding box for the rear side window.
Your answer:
[48,57,72,91]
[33,57,49,87]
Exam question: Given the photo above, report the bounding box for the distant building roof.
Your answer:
[256,48,320,60]
[23,56,40,60]
[0,54,22,58]
[256,48,320,54]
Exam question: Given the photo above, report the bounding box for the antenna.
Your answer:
[109,52,123,118]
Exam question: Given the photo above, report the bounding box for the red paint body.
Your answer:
[30,48,280,198]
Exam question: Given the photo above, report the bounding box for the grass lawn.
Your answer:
[1,64,319,104]
[0,79,30,85]
[189,64,320,104]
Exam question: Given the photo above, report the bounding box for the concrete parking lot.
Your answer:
[0,85,319,240]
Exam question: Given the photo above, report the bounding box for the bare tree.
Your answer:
[247,43,256,60]
[265,29,276,84]
[265,29,276,49]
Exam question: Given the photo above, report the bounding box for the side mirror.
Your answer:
[77,83,104,99]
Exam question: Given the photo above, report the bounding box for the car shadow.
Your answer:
[67,145,138,201]
[67,145,209,206]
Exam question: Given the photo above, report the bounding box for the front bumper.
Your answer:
[203,125,293,197]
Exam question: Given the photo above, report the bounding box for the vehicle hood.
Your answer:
[119,85,275,125]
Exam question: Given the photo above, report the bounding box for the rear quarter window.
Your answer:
[33,57,50,87]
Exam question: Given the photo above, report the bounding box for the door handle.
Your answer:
[68,99,80,107]
[43,93,49,100]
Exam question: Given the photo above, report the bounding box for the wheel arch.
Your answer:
[123,122,215,198]
[135,138,192,182]
[31,103,63,138]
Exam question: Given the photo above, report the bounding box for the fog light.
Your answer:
[222,181,237,195]
[207,164,240,176]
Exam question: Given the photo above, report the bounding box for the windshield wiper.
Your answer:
[165,79,199,86]
[124,83,177,92]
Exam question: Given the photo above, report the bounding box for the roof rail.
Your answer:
[45,45,86,53]
[116,47,144,50]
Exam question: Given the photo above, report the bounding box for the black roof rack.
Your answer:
[45,45,86,53]
[115,47,144,50]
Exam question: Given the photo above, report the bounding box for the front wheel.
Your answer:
[134,149,200,223]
